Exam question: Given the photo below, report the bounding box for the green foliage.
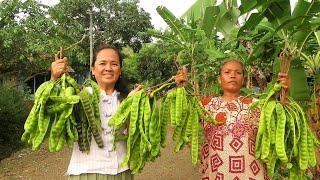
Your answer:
[0,0,153,85]
[151,6,246,95]
[238,0,320,62]
[0,0,56,78]
[122,46,142,86]
[137,43,176,86]
[288,61,311,101]
[232,0,320,103]
[181,0,216,20]
[122,43,176,87]
[0,85,29,160]
[50,0,152,52]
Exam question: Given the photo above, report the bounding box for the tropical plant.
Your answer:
[237,0,320,102]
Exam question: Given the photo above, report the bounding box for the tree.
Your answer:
[0,0,153,86]
[238,0,320,101]
[122,42,176,87]
[49,0,153,52]
[0,0,56,84]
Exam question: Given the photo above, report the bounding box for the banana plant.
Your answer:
[238,0,320,177]
[301,31,320,123]
[238,0,320,60]
[301,51,320,77]
[238,0,320,101]
[150,1,254,96]
[148,6,226,96]
[200,0,275,91]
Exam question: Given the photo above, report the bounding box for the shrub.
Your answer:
[0,85,29,160]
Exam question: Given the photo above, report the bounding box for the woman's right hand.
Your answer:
[128,84,143,97]
[175,66,188,86]
[278,72,291,91]
[51,55,68,80]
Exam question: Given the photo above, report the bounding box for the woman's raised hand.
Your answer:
[175,66,188,86]
[51,54,68,80]
[128,84,143,97]
[278,72,291,91]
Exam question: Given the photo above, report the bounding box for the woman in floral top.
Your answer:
[178,59,290,180]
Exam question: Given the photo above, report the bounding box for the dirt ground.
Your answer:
[0,127,201,180]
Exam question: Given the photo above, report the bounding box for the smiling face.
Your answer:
[92,48,121,89]
[218,60,245,94]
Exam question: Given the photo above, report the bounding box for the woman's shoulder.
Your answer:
[200,94,217,106]
[238,96,257,105]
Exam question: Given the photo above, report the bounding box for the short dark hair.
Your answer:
[219,59,245,75]
[92,43,129,98]
[92,44,123,67]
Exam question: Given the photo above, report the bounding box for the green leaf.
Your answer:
[204,48,224,59]
[315,31,320,47]
[156,6,188,42]
[202,6,220,38]
[264,1,291,23]
[310,1,320,14]
[310,17,320,25]
[146,29,184,48]
[288,58,311,101]
[249,31,274,63]
[238,12,265,37]
[239,0,278,15]
[239,0,257,14]
[289,0,317,29]
[273,15,312,35]
[256,19,276,32]
[292,30,313,50]
[292,0,311,19]
[217,7,240,36]
[181,0,216,20]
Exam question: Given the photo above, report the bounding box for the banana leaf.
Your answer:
[202,6,220,38]
[315,31,320,47]
[156,6,189,43]
[288,59,311,101]
[146,29,184,48]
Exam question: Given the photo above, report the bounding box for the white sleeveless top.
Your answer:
[66,88,129,175]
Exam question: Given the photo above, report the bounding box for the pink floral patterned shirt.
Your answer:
[200,96,269,180]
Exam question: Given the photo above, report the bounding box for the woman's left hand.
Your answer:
[278,72,291,91]
[128,84,143,97]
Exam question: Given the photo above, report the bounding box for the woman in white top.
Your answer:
[51,44,135,180]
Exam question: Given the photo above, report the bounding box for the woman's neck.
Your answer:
[98,83,115,95]
[221,91,240,101]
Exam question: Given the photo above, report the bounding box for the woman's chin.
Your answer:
[101,79,117,86]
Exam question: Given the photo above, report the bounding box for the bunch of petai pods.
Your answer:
[22,75,217,173]
[108,84,217,174]
[21,74,103,153]
[253,83,320,178]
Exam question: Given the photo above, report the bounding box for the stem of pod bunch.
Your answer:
[279,42,293,104]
